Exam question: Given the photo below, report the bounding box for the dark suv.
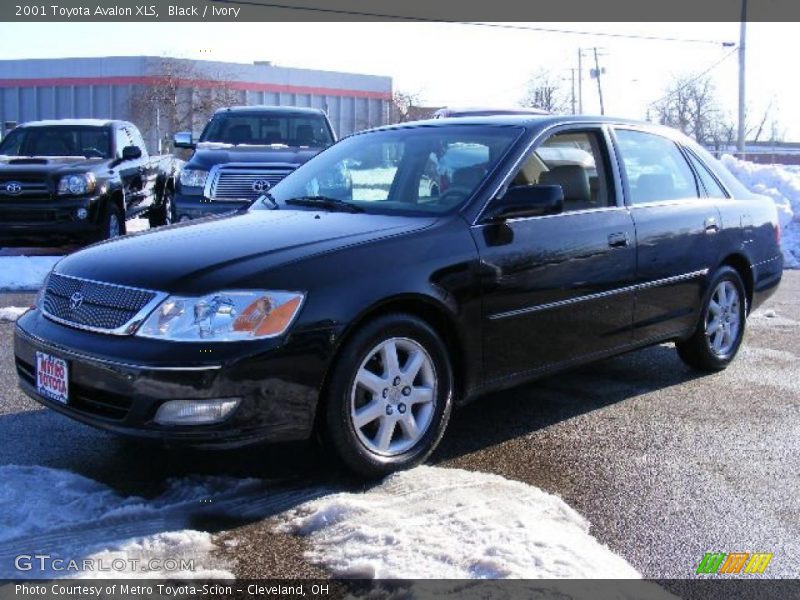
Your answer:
[172,106,336,220]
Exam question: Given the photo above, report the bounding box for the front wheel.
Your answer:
[323,314,453,478]
[149,187,175,228]
[96,203,125,242]
[676,266,747,371]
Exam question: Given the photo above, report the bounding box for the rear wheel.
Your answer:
[676,266,746,371]
[323,314,453,477]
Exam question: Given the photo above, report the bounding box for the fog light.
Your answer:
[154,398,240,425]
[76,208,88,220]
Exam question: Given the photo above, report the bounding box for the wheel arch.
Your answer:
[314,293,470,432]
[719,253,754,314]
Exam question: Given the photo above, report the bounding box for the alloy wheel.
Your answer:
[705,280,741,356]
[350,337,437,456]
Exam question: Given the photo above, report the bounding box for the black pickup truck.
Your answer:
[0,119,180,246]
[172,106,336,220]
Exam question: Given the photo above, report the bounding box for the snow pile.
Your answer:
[0,306,28,322]
[722,154,800,267]
[278,465,639,579]
[0,256,61,290]
[0,465,250,578]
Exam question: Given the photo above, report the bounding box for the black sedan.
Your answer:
[14,116,783,476]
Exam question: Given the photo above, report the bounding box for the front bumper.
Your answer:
[174,191,249,221]
[14,309,334,447]
[0,195,102,245]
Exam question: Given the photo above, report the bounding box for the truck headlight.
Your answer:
[137,290,305,341]
[179,168,208,188]
[57,173,96,196]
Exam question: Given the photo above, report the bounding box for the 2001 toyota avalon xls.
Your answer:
[14,116,783,476]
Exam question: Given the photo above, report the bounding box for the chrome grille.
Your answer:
[42,273,164,334]
[207,166,295,201]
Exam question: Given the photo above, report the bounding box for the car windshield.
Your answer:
[199,113,334,148]
[253,125,523,216]
[0,126,112,158]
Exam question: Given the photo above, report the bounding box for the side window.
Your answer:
[685,151,728,199]
[510,129,614,212]
[117,127,134,154]
[615,129,699,204]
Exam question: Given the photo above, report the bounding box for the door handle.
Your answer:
[608,232,630,248]
[704,217,719,233]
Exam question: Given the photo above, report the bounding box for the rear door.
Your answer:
[611,127,723,342]
[473,125,637,382]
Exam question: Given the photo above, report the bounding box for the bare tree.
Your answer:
[129,58,243,153]
[390,90,424,123]
[652,73,782,150]
[521,69,570,114]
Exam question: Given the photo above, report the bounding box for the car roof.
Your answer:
[365,114,685,140]
[213,105,327,116]
[17,118,118,128]
[433,106,550,117]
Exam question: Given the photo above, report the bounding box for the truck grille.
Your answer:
[0,176,49,197]
[42,273,164,334]
[207,166,295,201]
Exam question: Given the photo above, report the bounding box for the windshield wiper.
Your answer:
[283,196,363,213]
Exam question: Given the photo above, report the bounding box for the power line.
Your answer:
[648,46,739,107]
[210,0,734,46]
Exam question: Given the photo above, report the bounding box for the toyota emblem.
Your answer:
[251,179,271,194]
[69,292,84,311]
[4,181,22,195]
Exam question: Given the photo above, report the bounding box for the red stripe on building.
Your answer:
[0,75,392,100]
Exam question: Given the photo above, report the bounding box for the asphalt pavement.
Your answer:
[0,272,797,579]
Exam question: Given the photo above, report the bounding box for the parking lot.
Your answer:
[0,272,797,579]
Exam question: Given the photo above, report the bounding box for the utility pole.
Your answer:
[737,0,748,154]
[593,47,605,115]
[577,49,584,113]
[570,68,576,115]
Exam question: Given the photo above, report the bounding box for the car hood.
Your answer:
[185,145,323,171]
[0,156,106,175]
[55,209,436,294]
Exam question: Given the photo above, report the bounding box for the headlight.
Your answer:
[137,290,305,341]
[57,173,96,196]
[179,168,209,188]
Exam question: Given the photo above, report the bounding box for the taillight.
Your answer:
[776,223,782,245]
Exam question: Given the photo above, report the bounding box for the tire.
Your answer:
[676,266,747,371]
[149,187,175,228]
[323,313,454,478]
[96,203,125,242]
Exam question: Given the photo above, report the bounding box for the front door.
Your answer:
[473,126,637,383]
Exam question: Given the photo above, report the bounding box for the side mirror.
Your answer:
[484,185,564,221]
[173,131,195,149]
[121,145,142,161]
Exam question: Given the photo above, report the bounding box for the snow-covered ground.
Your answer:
[278,466,638,579]
[0,464,640,582]
[0,306,28,322]
[0,465,253,579]
[721,154,800,268]
[0,255,62,291]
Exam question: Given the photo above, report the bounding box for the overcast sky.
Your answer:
[1,21,798,139]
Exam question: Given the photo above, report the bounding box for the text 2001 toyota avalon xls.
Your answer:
[14,116,782,476]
